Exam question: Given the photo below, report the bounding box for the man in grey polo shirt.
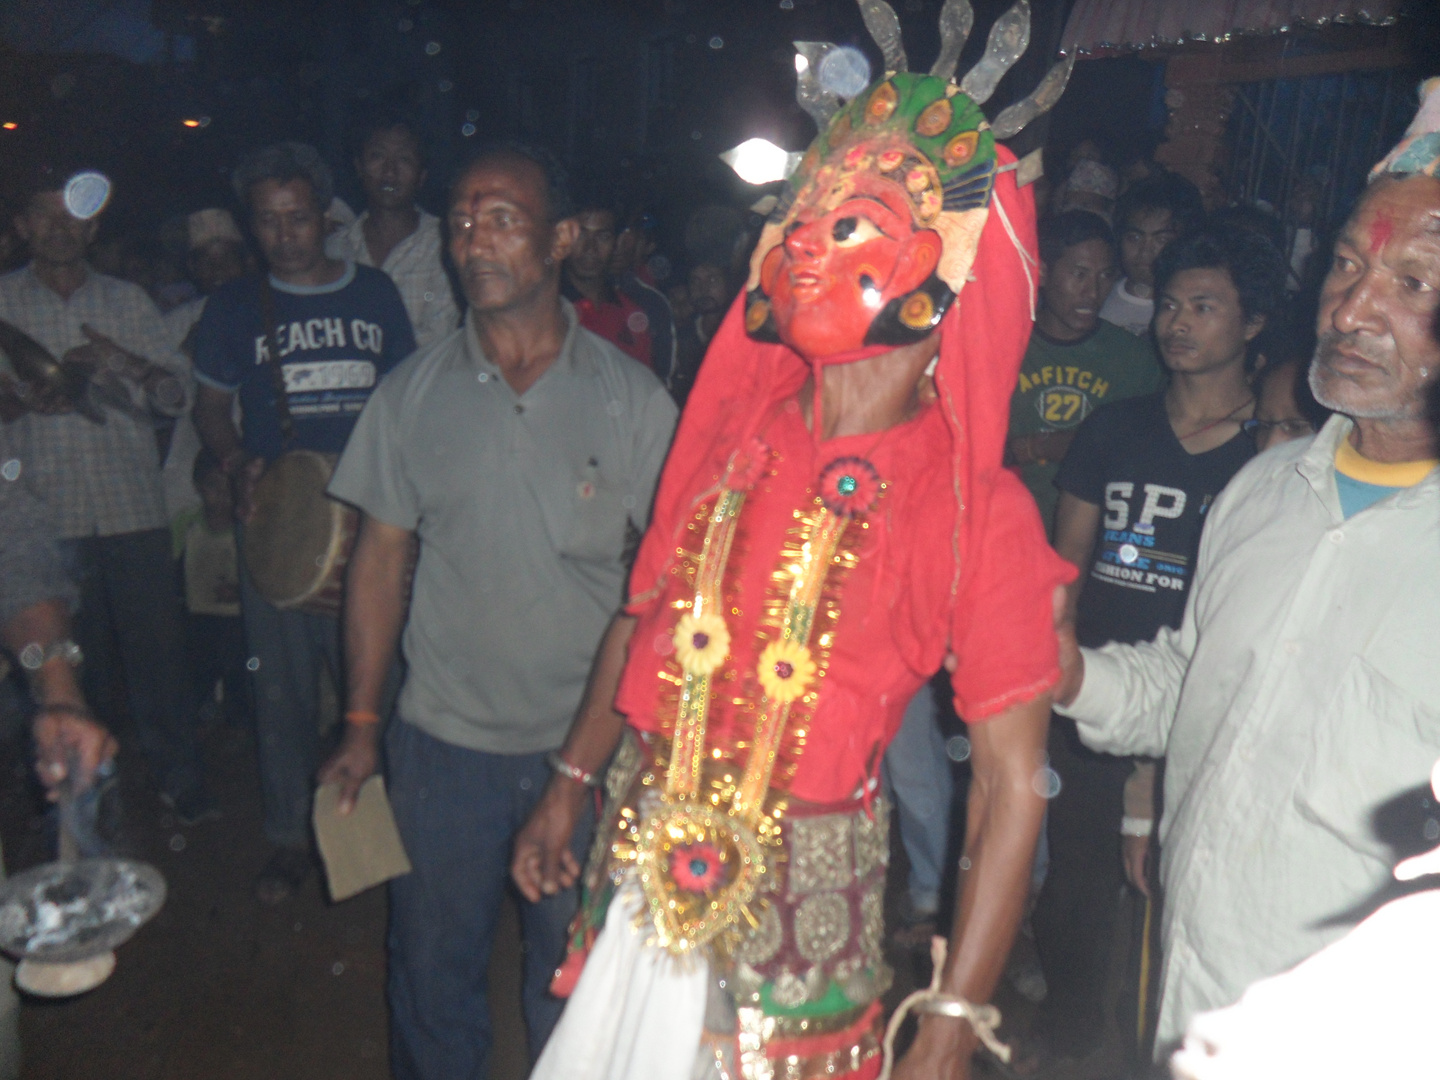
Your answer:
[321,143,676,1078]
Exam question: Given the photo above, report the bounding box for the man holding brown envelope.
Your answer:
[320,143,676,1079]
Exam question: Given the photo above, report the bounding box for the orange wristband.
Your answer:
[345,710,381,726]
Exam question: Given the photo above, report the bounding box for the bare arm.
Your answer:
[2,598,115,795]
[1121,760,1157,898]
[194,384,267,519]
[895,693,1050,1080]
[193,384,244,466]
[1051,492,1102,617]
[512,613,636,902]
[317,513,414,813]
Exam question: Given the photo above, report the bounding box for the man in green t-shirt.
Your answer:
[1008,211,1165,533]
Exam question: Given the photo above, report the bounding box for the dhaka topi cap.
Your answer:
[186,208,243,252]
[1063,159,1119,199]
[1371,77,1440,180]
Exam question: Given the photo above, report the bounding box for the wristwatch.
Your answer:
[19,640,83,671]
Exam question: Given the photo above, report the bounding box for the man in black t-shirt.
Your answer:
[1025,226,1286,1065]
[193,142,415,904]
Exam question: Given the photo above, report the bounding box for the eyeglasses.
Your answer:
[1241,418,1314,438]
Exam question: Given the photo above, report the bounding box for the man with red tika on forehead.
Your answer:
[512,3,1077,1078]
[1049,76,1440,1062]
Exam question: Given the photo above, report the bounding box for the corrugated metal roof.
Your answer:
[1060,0,1400,57]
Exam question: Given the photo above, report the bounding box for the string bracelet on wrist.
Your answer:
[878,937,1011,1078]
[547,751,601,788]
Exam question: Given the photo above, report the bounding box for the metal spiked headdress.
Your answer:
[745,0,1072,345]
[794,1,1072,139]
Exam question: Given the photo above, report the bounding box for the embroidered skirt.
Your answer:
[542,733,892,1079]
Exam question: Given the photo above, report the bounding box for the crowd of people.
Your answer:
[0,57,1437,1080]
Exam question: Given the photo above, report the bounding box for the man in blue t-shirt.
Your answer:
[193,141,415,904]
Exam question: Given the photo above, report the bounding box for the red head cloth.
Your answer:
[629,145,1073,720]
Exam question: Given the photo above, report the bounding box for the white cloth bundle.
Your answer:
[530,876,709,1080]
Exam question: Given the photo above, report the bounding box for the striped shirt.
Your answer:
[325,210,459,350]
[0,265,189,539]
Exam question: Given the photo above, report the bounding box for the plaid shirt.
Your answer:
[0,459,76,627]
[0,265,190,539]
[326,210,459,350]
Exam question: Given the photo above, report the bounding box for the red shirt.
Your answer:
[618,150,1071,804]
[620,396,1005,803]
[573,293,653,369]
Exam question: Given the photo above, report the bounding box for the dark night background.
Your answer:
[4,5,1440,1079]
[0,0,1154,255]
[3,1,1437,258]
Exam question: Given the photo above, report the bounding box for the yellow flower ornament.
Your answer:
[673,612,730,677]
[756,639,816,703]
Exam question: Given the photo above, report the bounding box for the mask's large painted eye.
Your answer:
[833,216,883,248]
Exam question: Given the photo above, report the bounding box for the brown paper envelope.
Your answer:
[312,776,411,902]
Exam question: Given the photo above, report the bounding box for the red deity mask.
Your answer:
[744,74,1000,363]
[759,139,947,359]
[734,0,1074,366]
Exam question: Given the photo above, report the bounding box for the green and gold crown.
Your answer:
[790,71,998,229]
[746,0,1073,345]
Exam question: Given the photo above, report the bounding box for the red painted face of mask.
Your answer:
[760,140,944,361]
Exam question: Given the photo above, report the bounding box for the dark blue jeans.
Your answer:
[64,528,204,801]
[235,539,340,849]
[188,613,252,725]
[385,719,594,1080]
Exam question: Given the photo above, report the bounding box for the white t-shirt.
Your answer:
[1099,278,1154,337]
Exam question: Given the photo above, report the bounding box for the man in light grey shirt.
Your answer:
[322,143,676,1078]
[1052,160,1440,1054]
[330,290,673,754]
[325,115,459,350]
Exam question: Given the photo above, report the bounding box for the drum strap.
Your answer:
[259,276,296,447]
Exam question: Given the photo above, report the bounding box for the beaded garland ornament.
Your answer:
[631,450,884,959]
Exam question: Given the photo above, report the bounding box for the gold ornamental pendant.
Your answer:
[634,798,768,955]
[639,450,879,958]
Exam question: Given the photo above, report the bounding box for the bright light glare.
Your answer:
[182,119,201,128]
[1,122,16,131]
[794,53,808,73]
[721,138,797,185]
[63,171,111,221]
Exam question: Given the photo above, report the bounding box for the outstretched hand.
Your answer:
[512,778,585,903]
